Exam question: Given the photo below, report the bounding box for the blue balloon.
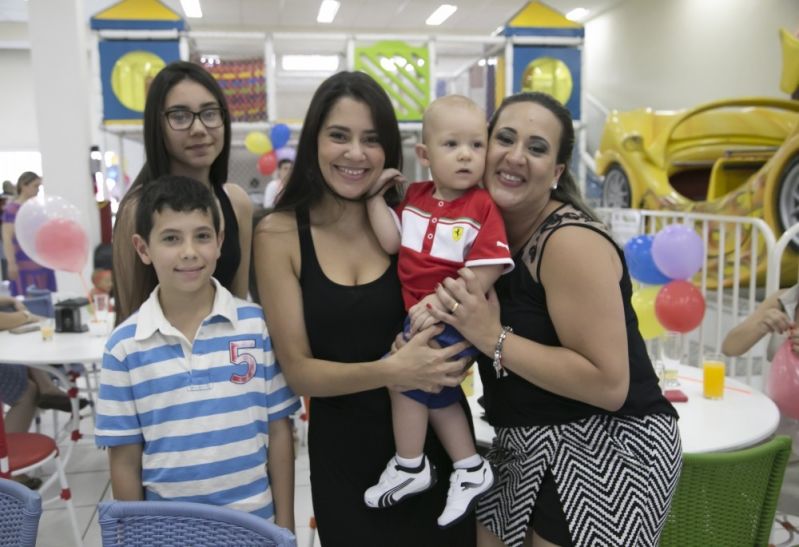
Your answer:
[270,123,291,150]
[624,235,671,285]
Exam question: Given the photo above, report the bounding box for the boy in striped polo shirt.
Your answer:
[96,175,299,528]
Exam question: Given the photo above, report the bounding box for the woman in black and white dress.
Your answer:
[429,92,682,547]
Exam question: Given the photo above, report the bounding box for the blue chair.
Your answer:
[98,500,297,547]
[0,476,43,547]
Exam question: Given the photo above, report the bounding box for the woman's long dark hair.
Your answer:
[273,71,403,215]
[488,92,598,222]
[132,61,231,191]
[112,62,230,325]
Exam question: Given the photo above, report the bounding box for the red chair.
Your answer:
[0,397,83,546]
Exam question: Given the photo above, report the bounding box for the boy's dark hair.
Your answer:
[135,175,221,241]
[277,159,293,169]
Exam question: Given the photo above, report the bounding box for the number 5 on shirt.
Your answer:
[229,340,257,384]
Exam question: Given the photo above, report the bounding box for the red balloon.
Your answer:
[34,218,88,273]
[767,340,799,420]
[654,280,705,333]
[258,151,278,176]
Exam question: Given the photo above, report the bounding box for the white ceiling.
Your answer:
[0,0,621,35]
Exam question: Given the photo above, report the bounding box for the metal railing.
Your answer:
[598,208,777,385]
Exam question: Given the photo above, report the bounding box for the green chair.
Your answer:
[660,435,792,546]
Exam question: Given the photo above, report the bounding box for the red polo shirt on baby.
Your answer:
[394,181,513,310]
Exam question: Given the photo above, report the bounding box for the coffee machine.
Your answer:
[54,298,89,332]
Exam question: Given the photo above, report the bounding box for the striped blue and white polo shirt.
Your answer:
[95,279,300,520]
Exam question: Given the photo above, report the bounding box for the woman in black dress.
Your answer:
[253,71,475,547]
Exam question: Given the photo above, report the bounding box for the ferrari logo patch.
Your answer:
[452,226,464,241]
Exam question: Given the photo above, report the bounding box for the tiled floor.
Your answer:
[31,410,317,547]
[26,409,799,547]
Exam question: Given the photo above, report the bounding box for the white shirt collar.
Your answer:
[134,278,238,341]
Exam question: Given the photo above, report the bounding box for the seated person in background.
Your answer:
[262,159,293,210]
[364,95,513,527]
[89,268,114,311]
[0,296,87,489]
[721,285,798,359]
[0,294,87,412]
[95,175,299,527]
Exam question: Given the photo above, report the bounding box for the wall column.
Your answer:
[27,0,99,294]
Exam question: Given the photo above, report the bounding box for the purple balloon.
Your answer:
[651,224,704,280]
[275,146,296,162]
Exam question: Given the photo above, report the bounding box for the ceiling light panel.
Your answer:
[180,0,203,18]
[566,7,590,22]
[317,0,340,24]
[426,4,457,26]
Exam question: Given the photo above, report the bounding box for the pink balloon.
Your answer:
[767,340,799,420]
[34,218,88,273]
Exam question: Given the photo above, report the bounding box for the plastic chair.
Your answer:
[0,476,42,547]
[98,500,297,547]
[0,397,83,546]
[660,435,792,546]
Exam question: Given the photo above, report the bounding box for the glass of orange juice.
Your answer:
[702,354,725,399]
[40,318,55,342]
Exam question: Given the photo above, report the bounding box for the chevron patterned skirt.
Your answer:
[476,413,682,547]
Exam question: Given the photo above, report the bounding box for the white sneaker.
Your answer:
[364,456,437,508]
[437,458,494,528]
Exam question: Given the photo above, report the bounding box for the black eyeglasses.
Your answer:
[163,107,226,131]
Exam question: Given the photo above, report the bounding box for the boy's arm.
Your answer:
[366,168,404,254]
[108,444,144,500]
[267,417,295,531]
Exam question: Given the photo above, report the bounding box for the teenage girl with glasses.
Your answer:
[112,61,253,324]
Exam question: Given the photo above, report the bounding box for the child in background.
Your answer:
[364,95,513,527]
[722,285,799,360]
[95,175,299,528]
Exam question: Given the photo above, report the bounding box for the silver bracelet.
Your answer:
[492,326,513,378]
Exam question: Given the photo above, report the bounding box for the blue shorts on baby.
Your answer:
[400,316,479,409]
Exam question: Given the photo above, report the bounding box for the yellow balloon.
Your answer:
[631,285,665,340]
[244,132,272,155]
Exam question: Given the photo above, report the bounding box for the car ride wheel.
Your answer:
[777,155,799,250]
[602,166,632,208]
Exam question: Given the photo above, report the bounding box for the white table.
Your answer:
[0,324,107,366]
[0,326,107,467]
[470,364,780,454]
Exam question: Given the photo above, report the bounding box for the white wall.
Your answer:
[0,48,38,150]
[585,0,799,112]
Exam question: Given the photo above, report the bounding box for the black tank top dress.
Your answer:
[297,209,475,547]
[212,184,240,290]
